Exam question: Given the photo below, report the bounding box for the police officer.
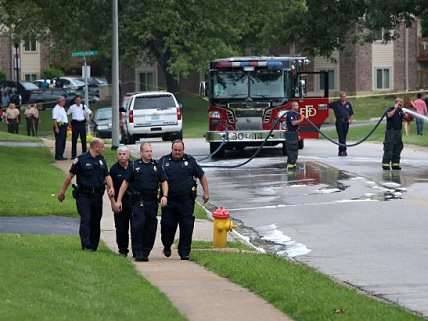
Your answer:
[116,143,168,262]
[284,101,305,170]
[68,95,92,159]
[109,146,133,256]
[329,91,354,156]
[382,98,408,171]
[58,138,114,251]
[52,96,68,160]
[159,140,209,260]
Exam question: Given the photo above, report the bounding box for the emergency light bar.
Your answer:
[215,60,284,70]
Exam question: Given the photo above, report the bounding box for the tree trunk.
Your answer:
[159,60,178,93]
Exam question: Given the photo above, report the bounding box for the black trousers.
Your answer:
[131,199,159,257]
[285,131,298,165]
[26,117,38,136]
[335,121,349,153]
[382,129,403,164]
[71,120,87,159]
[113,200,132,255]
[161,196,195,258]
[76,193,103,251]
[7,118,19,134]
[54,124,67,159]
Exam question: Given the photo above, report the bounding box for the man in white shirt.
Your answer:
[52,96,69,160]
[68,95,92,159]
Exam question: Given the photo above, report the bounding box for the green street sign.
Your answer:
[72,50,98,57]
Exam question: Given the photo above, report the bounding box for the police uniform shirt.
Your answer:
[386,107,404,130]
[110,162,129,201]
[70,152,109,190]
[68,103,92,121]
[329,100,354,122]
[160,154,204,197]
[52,104,68,124]
[285,111,300,132]
[125,159,167,195]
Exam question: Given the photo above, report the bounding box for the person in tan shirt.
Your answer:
[24,104,40,136]
[5,103,20,134]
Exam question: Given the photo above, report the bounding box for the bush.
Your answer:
[0,70,6,82]
[42,67,64,79]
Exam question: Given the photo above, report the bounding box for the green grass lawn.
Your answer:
[0,234,186,321]
[0,146,75,216]
[323,123,428,147]
[347,96,395,121]
[192,251,424,321]
[177,95,207,138]
[0,131,41,142]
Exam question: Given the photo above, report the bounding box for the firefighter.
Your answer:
[159,140,209,260]
[329,91,354,156]
[284,101,305,170]
[109,146,133,256]
[116,143,168,262]
[57,138,115,251]
[382,97,409,170]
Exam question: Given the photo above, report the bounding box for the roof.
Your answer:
[124,90,172,97]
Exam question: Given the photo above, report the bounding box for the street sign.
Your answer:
[82,65,91,79]
[71,50,98,57]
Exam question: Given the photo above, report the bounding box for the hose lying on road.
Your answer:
[200,108,392,169]
[305,109,388,148]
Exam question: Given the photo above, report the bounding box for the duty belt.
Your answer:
[77,185,105,194]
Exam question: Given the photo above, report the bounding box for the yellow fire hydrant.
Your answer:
[212,207,236,248]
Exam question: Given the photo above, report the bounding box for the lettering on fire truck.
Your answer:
[300,105,317,118]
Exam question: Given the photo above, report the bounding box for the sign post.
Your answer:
[72,50,98,112]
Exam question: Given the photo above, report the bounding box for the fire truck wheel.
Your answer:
[282,142,288,156]
[298,139,304,150]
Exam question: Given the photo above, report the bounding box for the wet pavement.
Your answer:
[0,216,79,235]
[129,138,428,317]
[204,141,428,317]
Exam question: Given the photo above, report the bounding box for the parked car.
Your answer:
[30,88,78,109]
[121,91,183,144]
[55,77,85,90]
[0,80,42,106]
[91,107,112,138]
[33,79,54,89]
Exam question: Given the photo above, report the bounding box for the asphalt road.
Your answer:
[128,137,428,317]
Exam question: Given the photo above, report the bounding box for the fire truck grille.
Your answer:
[263,109,272,123]
[226,109,235,123]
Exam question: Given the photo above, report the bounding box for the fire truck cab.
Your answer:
[200,56,330,157]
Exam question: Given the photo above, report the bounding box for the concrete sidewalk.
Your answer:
[46,139,293,321]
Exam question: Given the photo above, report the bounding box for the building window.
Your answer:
[375,68,391,90]
[23,39,37,52]
[139,72,154,91]
[24,74,37,81]
[319,70,335,90]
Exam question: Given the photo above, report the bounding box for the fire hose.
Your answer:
[199,107,396,169]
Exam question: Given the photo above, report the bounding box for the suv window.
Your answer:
[133,95,176,110]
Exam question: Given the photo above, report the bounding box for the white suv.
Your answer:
[121,91,183,144]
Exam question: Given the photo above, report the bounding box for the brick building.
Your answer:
[0,31,48,81]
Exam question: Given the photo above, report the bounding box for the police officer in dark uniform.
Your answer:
[382,98,408,171]
[159,140,209,260]
[58,138,114,251]
[109,146,133,256]
[116,143,168,262]
[329,91,354,156]
[284,101,305,170]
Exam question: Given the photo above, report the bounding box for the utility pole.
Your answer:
[111,0,120,149]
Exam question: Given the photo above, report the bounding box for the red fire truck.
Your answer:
[200,56,330,157]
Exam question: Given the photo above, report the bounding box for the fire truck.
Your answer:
[200,56,330,157]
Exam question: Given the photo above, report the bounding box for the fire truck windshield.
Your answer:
[212,70,285,100]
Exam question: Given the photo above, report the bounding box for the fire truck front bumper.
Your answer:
[206,130,286,143]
